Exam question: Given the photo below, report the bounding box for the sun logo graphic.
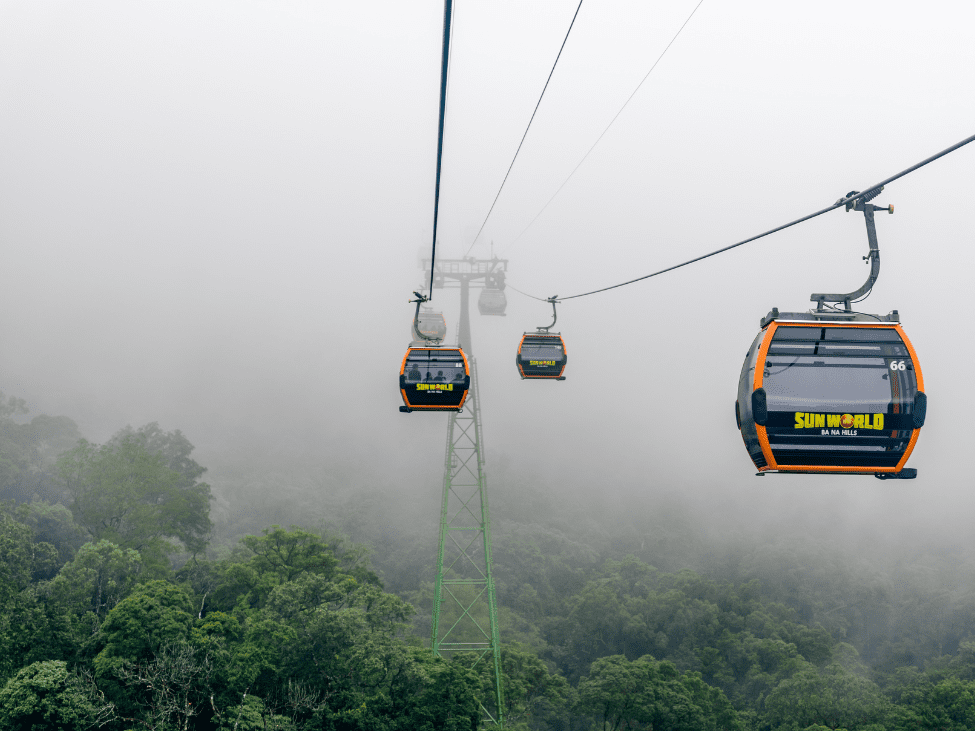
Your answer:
[840,414,855,429]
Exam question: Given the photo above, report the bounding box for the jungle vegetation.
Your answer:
[2,390,975,730]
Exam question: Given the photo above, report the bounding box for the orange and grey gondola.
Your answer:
[736,313,925,478]
[399,346,470,412]
[516,333,567,380]
[413,309,447,341]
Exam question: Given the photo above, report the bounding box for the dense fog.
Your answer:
[2,0,974,612]
[3,2,975,728]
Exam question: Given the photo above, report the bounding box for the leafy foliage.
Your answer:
[0,391,81,505]
[58,434,212,560]
[0,660,114,730]
[6,392,975,729]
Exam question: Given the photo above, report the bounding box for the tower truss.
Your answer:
[427,258,505,727]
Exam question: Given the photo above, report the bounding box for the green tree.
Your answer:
[0,513,57,599]
[0,393,30,498]
[47,539,143,644]
[107,422,207,491]
[94,580,196,671]
[93,580,197,718]
[58,434,212,560]
[15,501,88,568]
[0,660,114,730]
[761,664,888,730]
[389,650,481,731]
[461,643,573,730]
[577,654,738,731]
[0,512,66,679]
[886,677,975,731]
[0,392,82,505]
[202,526,345,613]
[114,640,218,731]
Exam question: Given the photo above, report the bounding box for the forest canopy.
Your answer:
[2,392,975,730]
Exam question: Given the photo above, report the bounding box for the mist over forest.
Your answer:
[2,0,975,729]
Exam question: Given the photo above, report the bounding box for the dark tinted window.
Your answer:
[417,315,446,336]
[404,350,466,384]
[769,327,909,358]
[824,327,902,341]
[521,339,564,362]
[523,345,563,360]
[763,327,917,413]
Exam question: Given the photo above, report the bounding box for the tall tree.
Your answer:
[106,422,207,490]
[577,654,741,731]
[0,392,82,504]
[58,433,212,560]
[0,660,114,730]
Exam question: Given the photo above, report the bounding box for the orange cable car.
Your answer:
[516,296,566,380]
[400,292,469,413]
[735,190,925,478]
[516,333,567,379]
[399,346,470,412]
[737,314,924,477]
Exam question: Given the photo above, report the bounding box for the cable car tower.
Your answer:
[423,255,507,728]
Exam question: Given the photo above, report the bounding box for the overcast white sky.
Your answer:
[1,1,973,537]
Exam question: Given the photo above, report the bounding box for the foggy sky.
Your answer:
[1,1,973,543]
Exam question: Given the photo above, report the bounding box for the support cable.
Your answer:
[512,131,975,302]
[428,0,455,299]
[506,283,551,302]
[514,0,706,244]
[465,0,586,256]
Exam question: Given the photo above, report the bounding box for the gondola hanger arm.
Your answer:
[537,296,559,332]
[410,291,443,344]
[810,188,894,311]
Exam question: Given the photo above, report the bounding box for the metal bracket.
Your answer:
[410,291,444,344]
[536,296,559,333]
[810,188,894,312]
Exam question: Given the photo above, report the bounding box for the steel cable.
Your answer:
[512,131,975,302]
[428,0,454,299]
[514,0,706,245]
[465,0,586,256]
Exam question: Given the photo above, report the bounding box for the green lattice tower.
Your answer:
[431,281,503,727]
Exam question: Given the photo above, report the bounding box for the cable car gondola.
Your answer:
[478,287,507,316]
[516,296,566,380]
[400,346,470,412]
[413,307,447,341]
[401,293,470,412]
[735,191,925,478]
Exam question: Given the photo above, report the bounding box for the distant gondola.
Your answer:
[516,296,566,380]
[735,190,925,478]
[478,287,507,316]
[413,308,447,341]
[516,333,566,379]
[399,346,470,412]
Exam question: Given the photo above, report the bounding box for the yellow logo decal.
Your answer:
[529,360,556,366]
[794,412,884,430]
[417,383,453,391]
